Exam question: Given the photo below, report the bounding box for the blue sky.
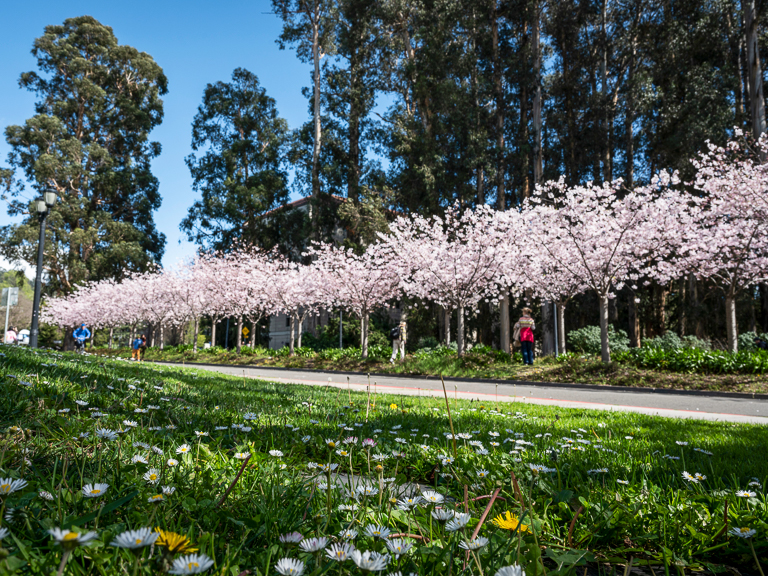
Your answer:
[0,0,315,274]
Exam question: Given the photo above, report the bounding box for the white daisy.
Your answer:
[325,542,355,561]
[0,478,28,496]
[168,553,215,574]
[81,483,109,498]
[274,558,305,575]
[350,550,390,571]
[110,527,159,549]
[298,537,328,553]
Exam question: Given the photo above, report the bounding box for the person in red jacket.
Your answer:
[513,308,536,365]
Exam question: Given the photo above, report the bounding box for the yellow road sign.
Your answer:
[242,326,250,337]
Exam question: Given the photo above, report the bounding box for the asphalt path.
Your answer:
[160,363,768,425]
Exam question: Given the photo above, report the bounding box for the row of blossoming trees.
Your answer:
[42,134,768,362]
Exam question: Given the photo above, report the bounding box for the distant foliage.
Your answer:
[642,333,711,351]
[615,348,768,374]
[568,325,630,355]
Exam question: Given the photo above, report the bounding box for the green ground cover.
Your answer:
[93,343,768,394]
[1,344,767,575]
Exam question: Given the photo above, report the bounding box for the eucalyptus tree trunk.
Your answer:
[457,304,465,356]
[599,294,611,363]
[532,0,543,184]
[600,0,611,182]
[311,0,322,201]
[744,0,766,140]
[725,292,738,353]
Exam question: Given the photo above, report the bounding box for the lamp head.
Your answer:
[36,200,47,213]
[44,190,57,207]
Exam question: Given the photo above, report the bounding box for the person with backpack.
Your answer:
[390,320,407,363]
[131,335,142,361]
[513,308,536,366]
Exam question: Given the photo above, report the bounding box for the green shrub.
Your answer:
[738,332,768,351]
[415,336,439,350]
[274,346,314,358]
[568,325,630,355]
[643,332,710,351]
[614,347,768,374]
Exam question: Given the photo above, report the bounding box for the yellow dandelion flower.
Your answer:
[491,511,531,534]
[389,403,397,410]
[154,528,198,554]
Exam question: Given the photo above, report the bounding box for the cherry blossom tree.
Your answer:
[269,260,324,355]
[673,137,768,351]
[526,177,670,363]
[379,206,508,356]
[310,243,401,358]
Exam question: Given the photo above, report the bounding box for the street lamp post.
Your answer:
[29,189,56,349]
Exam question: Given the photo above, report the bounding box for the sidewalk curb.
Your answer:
[147,359,768,401]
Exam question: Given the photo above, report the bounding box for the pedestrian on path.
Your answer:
[73,323,91,352]
[513,308,536,365]
[131,335,142,360]
[5,326,17,344]
[139,334,147,361]
[390,320,407,363]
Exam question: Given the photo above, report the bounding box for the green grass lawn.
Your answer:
[1,344,767,575]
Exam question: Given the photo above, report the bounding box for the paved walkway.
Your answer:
[161,363,768,425]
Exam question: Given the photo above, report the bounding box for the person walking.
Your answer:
[131,335,142,360]
[513,308,536,366]
[389,320,407,363]
[138,334,147,361]
[73,323,91,353]
[4,326,17,344]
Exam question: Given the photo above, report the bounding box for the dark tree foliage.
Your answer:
[181,68,300,254]
[0,16,167,294]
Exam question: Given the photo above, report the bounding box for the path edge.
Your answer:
[147,359,768,401]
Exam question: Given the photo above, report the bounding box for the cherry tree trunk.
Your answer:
[250,321,257,348]
[211,318,217,348]
[628,291,640,347]
[500,293,511,354]
[289,315,296,356]
[150,327,155,348]
[130,325,136,346]
[193,317,199,353]
[599,294,611,363]
[108,326,113,350]
[457,304,465,356]
[160,324,165,350]
[297,314,304,348]
[361,312,369,358]
[444,308,451,345]
[236,316,243,354]
[557,303,566,354]
[725,293,738,352]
